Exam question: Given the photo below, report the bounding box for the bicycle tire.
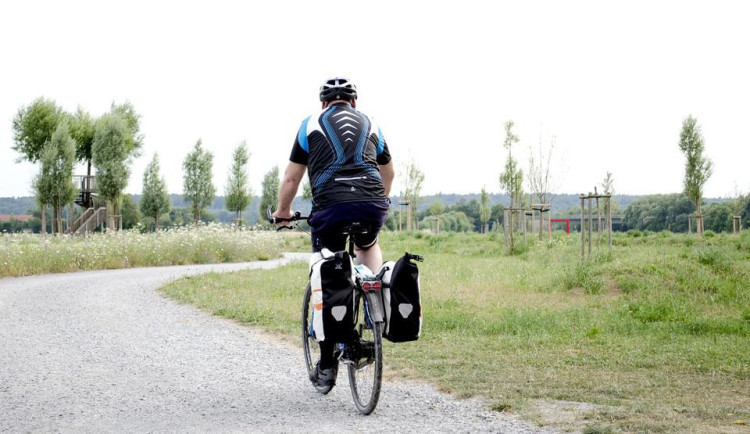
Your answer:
[347,301,383,415]
[302,283,334,394]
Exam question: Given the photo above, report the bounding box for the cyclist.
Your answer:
[273,77,394,390]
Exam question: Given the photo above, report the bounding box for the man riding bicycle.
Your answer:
[273,77,395,390]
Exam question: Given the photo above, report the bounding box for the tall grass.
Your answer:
[162,229,750,433]
[0,224,290,277]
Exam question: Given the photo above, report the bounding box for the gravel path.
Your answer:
[0,254,556,433]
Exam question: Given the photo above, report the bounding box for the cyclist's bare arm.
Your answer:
[379,161,394,197]
[275,162,307,222]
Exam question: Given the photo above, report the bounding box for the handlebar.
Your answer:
[266,205,309,231]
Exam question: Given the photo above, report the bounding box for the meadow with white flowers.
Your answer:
[0,224,290,278]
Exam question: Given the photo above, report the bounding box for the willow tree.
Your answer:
[93,114,130,231]
[225,141,252,228]
[33,155,55,235]
[43,123,77,233]
[67,107,97,177]
[678,115,712,236]
[140,153,171,232]
[183,140,215,226]
[12,97,65,233]
[11,97,64,164]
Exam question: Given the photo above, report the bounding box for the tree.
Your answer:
[678,115,712,236]
[41,123,77,234]
[601,171,615,196]
[703,202,733,233]
[182,139,216,226]
[33,152,55,236]
[479,186,491,233]
[120,194,142,230]
[499,120,523,208]
[428,200,446,216]
[259,166,280,221]
[69,107,97,176]
[528,134,557,205]
[12,97,65,163]
[110,101,144,158]
[622,194,693,232]
[140,153,171,232]
[225,141,252,228]
[93,114,131,231]
[402,159,425,230]
[499,120,523,249]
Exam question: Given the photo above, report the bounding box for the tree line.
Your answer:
[8,98,744,236]
[10,97,277,233]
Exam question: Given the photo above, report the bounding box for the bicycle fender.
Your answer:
[365,292,384,323]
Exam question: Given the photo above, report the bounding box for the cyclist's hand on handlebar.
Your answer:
[271,209,294,226]
[267,206,308,231]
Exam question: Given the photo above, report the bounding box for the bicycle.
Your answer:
[267,207,385,415]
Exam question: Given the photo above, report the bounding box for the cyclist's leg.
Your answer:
[354,240,383,273]
[353,209,388,271]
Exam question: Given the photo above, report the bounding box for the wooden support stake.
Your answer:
[595,191,602,247]
[607,196,612,250]
[503,210,509,250]
[587,194,593,256]
[580,196,585,258]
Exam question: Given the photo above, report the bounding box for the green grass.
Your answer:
[161,230,750,433]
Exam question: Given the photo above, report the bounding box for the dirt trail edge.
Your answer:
[0,254,556,433]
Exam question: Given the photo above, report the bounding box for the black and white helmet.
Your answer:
[319,77,358,102]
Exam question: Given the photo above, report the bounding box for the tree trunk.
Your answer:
[55,204,62,235]
[696,200,703,236]
[41,204,47,236]
[107,200,115,232]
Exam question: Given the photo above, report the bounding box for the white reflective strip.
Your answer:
[334,176,367,181]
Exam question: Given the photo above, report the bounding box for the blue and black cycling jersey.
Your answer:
[289,102,391,210]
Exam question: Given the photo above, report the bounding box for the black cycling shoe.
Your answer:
[313,361,338,394]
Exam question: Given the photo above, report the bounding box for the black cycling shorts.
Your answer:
[308,201,390,253]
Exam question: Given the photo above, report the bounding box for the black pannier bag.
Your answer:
[309,249,356,343]
[378,252,423,343]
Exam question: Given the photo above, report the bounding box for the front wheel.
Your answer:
[347,313,383,415]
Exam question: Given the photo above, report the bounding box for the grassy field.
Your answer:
[0,225,291,277]
[161,229,749,433]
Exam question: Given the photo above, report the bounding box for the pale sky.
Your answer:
[1,0,748,200]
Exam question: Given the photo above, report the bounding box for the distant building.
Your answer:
[0,214,34,222]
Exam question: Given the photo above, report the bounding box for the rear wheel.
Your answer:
[347,299,383,415]
[302,284,334,394]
